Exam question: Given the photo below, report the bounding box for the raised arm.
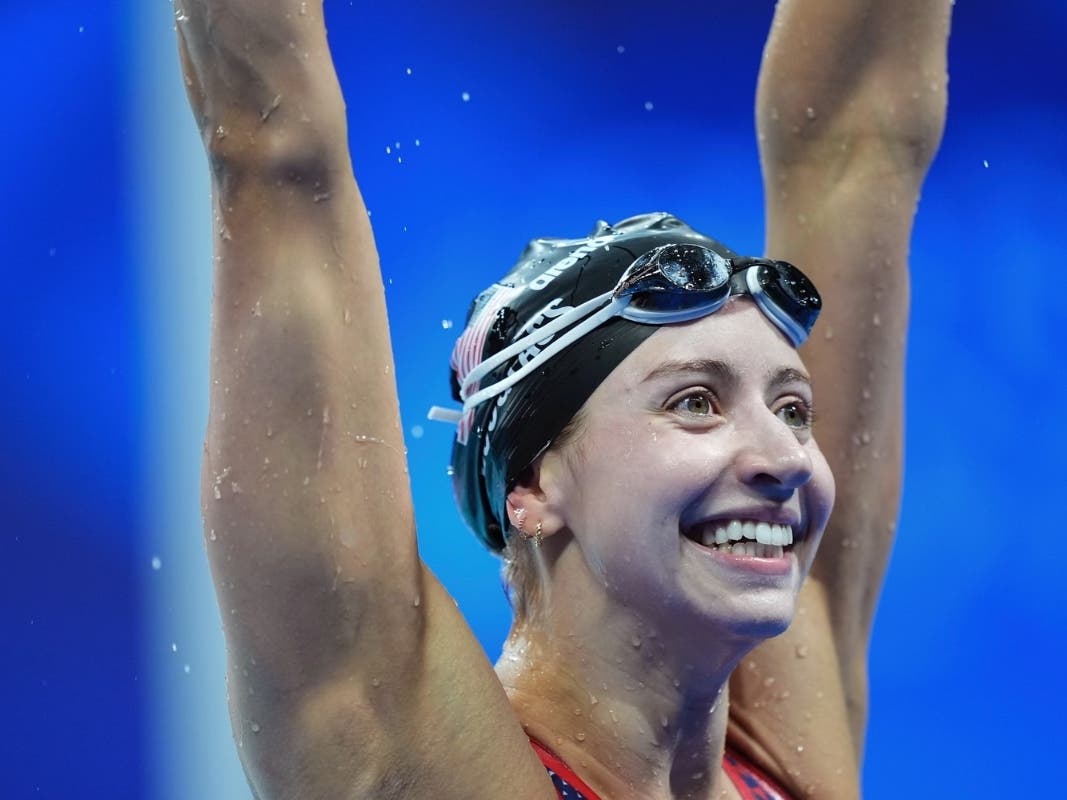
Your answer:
[728,0,951,793]
[176,3,551,797]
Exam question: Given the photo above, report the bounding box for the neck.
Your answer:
[497,610,750,800]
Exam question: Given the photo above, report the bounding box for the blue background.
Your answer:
[3,1,1065,797]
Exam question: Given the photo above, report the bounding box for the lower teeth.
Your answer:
[711,542,784,558]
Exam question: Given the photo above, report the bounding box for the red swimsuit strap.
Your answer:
[722,746,792,800]
[530,737,605,800]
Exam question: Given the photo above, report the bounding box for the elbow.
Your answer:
[204,115,350,201]
[759,68,948,179]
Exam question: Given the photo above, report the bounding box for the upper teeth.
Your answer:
[697,520,794,547]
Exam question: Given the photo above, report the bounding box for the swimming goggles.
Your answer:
[457,243,821,413]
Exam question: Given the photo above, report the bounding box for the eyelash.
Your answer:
[775,399,816,430]
[668,390,718,418]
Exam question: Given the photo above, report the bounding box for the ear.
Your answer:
[504,449,569,540]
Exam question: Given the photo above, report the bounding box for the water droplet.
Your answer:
[576,731,586,742]
[151,556,162,571]
[795,644,809,658]
[410,425,424,439]
[183,664,191,674]
[861,430,871,444]
[616,45,625,53]
[823,325,834,340]
[385,146,391,154]
[461,91,471,102]
[250,721,261,733]
[412,596,421,608]
[796,744,805,754]
[445,465,455,476]
[405,67,413,75]
[630,635,642,648]
[982,159,990,168]
[644,101,654,111]
[805,106,816,120]
[414,138,421,147]
[441,319,453,329]
[259,94,282,122]
[872,312,881,327]
[762,676,776,688]
[171,642,178,652]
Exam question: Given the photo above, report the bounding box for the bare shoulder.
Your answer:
[268,566,558,800]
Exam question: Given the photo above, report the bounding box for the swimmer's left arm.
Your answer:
[728,0,951,795]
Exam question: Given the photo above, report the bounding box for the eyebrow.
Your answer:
[641,359,736,386]
[641,359,811,391]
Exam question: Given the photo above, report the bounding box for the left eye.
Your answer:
[672,393,713,416]
[776,401,811,429]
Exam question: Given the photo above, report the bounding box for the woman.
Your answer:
[176,1,950,797]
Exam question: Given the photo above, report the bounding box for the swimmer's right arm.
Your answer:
[177,3,557,798]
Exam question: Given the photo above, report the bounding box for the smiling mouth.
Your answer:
[681,520,796,558]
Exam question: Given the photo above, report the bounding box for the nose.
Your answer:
[733,411,814,501]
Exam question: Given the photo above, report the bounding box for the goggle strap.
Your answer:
[427,405,464,424]
[461,296,625,412]
[459,290,613,399]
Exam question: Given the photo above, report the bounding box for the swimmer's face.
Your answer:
[525,299,834,639]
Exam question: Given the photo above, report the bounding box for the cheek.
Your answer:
[809,445,836,519]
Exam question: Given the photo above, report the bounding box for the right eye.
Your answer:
[669,390,716,418]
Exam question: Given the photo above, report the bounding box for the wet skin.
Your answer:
[518,298,834,643]
[499,299,835,799]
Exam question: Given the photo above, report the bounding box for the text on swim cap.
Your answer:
[528,235,614,290]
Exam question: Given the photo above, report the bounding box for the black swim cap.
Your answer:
[447,212,740,552]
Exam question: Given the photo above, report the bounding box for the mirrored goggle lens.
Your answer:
[616,243,732,299]
[754,261,822,333]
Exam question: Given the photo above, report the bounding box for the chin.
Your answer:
[725,609,794,641]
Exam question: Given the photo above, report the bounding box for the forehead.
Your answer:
[606,299,808,389]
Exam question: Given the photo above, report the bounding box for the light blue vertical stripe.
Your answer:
[131,2,251,797]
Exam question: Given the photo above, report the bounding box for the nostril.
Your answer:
[751,473,794,502]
